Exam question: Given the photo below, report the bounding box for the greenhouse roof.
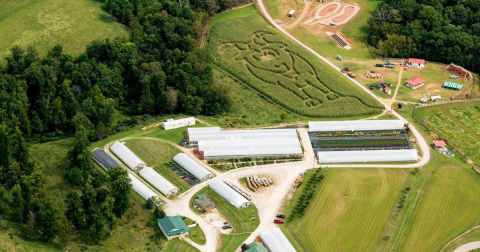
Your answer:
[128,174,158,201]
[443,82,463,89]
[309,120,404,132]
[317,149,418,163]
[110,142,145,170]
[209,180,250,209]
[173,153,213,181]
[92,148,121,171]
[139,167,178,196]
[259,228,296,252]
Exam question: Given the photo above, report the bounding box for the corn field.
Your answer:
[207,14,383,118]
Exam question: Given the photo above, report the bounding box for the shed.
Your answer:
[92,148,121,171]
[193,196,215,212]
[406,76,425,89]
[309,120,404,132]
[432,140,446,149]
[128,174,159,201]
[259,228,296,252]
[318,149,418,163]
[443,82,463,90]
[139,167,179,196]
[173,153,214,181]
[407,58,425,68]
[162,117,195,130]
[288,10,295,17]
[384,87,391,94]
[157,216,190,240]
[244,242,269,252]
[110,142,145,170]
[209,180,250,209]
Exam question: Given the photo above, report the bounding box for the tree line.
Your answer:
[0,0,249,248]
[368,0,480,72]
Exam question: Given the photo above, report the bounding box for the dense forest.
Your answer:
[0,0,248,248]
[368,0,480,72]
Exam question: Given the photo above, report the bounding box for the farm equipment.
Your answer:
[431,95,442,101]
[450,75,459,79]
[364,71,382,79]
[341,66,356,78]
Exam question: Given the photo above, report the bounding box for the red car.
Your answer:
[224,222,228,225]
[274,219,285,224]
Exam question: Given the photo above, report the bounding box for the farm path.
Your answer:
[389,64,404,106]
[285,0,312,29]
[452,242,480,252]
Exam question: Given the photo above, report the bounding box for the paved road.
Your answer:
[453,241,480,252]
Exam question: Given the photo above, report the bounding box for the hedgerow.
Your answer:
[207,13,383,117]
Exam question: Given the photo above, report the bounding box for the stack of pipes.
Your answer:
[224,181,252,200]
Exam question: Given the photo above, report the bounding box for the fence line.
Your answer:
[414,99,480,109]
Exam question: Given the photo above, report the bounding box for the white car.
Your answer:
[420,98,430,103]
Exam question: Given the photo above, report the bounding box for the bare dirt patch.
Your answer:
[320,4,338,16]
[333,6,354,22]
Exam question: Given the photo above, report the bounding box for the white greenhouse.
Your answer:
[317,149,419,163]
[209,180,250,209]
[128,174,159,201]
[173,153,213,181]
[259,228,297,252]
[162,117,195,130]
[309,120,405,132]
[110,142,146,170]
[187,127,302,159]
[139,167,179,196]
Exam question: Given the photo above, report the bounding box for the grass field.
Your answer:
[0,0,129,60]
[191,187,260,252]
[282,168,408,252]
[207,6,382,118]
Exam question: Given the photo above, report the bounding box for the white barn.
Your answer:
[162,117,195,130]
[259,228,297,252]
[317,149,418,163]
[173,153,214,181]
[309,120,405,132]
[128,174,159,201]
[209,180,250,209]
[139,167,179,196]
[110,142,145,170]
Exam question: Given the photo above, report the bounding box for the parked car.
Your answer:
[330,23,336,26]
[370,85,374,90]
[385,64,395,68]
[375,64,384,67]
[276,214,286,219]
[223,225,232,229]
[274,219,285,224]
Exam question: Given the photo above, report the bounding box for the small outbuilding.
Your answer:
[432,140,446,149]
[406,76,425,89]
[407,58,425,68]
[173,153,214,181]
[384,87,391,94]
[193,195,215,212]
[162,117,195,130]
[157,216,190,240]
[92,148,121,171]
[288,10,295,17]
[443,82,463,90]
[244,242,269,252]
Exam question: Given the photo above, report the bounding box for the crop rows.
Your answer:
[207,14,382,118]
[448,107,480,136]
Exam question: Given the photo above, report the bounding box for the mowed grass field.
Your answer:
[0,0,129,59]
[282,169,408,252]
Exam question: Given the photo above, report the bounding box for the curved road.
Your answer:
[453,242,480,252]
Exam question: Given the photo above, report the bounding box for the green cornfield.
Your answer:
[207,7,383,118]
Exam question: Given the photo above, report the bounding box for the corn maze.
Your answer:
[207,13,382,118]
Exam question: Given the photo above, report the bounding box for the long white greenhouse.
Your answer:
[173,153,214,181]
[110,142,146,170]
[259,228,297,252]
[187,127,302,159]
[128,174,159,201]
[317,149,419,163]
[139,167,179,196]
[92,148,122,171]
[209,180,250,209]
[309,120,405,132]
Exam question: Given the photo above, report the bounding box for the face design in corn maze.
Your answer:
[219,31,342,108]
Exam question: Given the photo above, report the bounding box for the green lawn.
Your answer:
[0,0,129,60]
[190,187,260,252]
[184,218,207,245]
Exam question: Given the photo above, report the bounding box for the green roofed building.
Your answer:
[244,242,269,252]
[157,216,190,240]
[443,82,463,90]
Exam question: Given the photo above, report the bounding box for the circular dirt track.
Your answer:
[333,6,355,22]
[304,1,360,26]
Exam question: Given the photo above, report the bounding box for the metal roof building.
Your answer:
[128,173,159,201]
[309,120,405,132]
[157,216,190,240]
[173,153,214,181]
[259,228,297,252]
[317,149,418,163]
[110,142,145,170]
[209,180,250,209]
[139,167,179,196]
[187,128,302,159]
[92,148,121,171]
[162,117,195,130]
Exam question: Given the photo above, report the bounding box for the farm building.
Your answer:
[110,142,145,170]
[162,117,195,130]
[173,153,214,181]
[209,180,250,209]
[443,82,463,90]
[187,127,302,160]
[157,216,189,240]
[193,194,215,212]
[139,167,179,196]
[317,149,419,163]
[432,140,446,149]
[384,87,391,94]
[128,173,159,201]
[446,64,473,80]
[406,76,425,89]
[244,242,269,252]
[92,148,121,171]
[259,228,297,252]
[309,120,405,132]
[407,58,425,68]
[288,10,295,17]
